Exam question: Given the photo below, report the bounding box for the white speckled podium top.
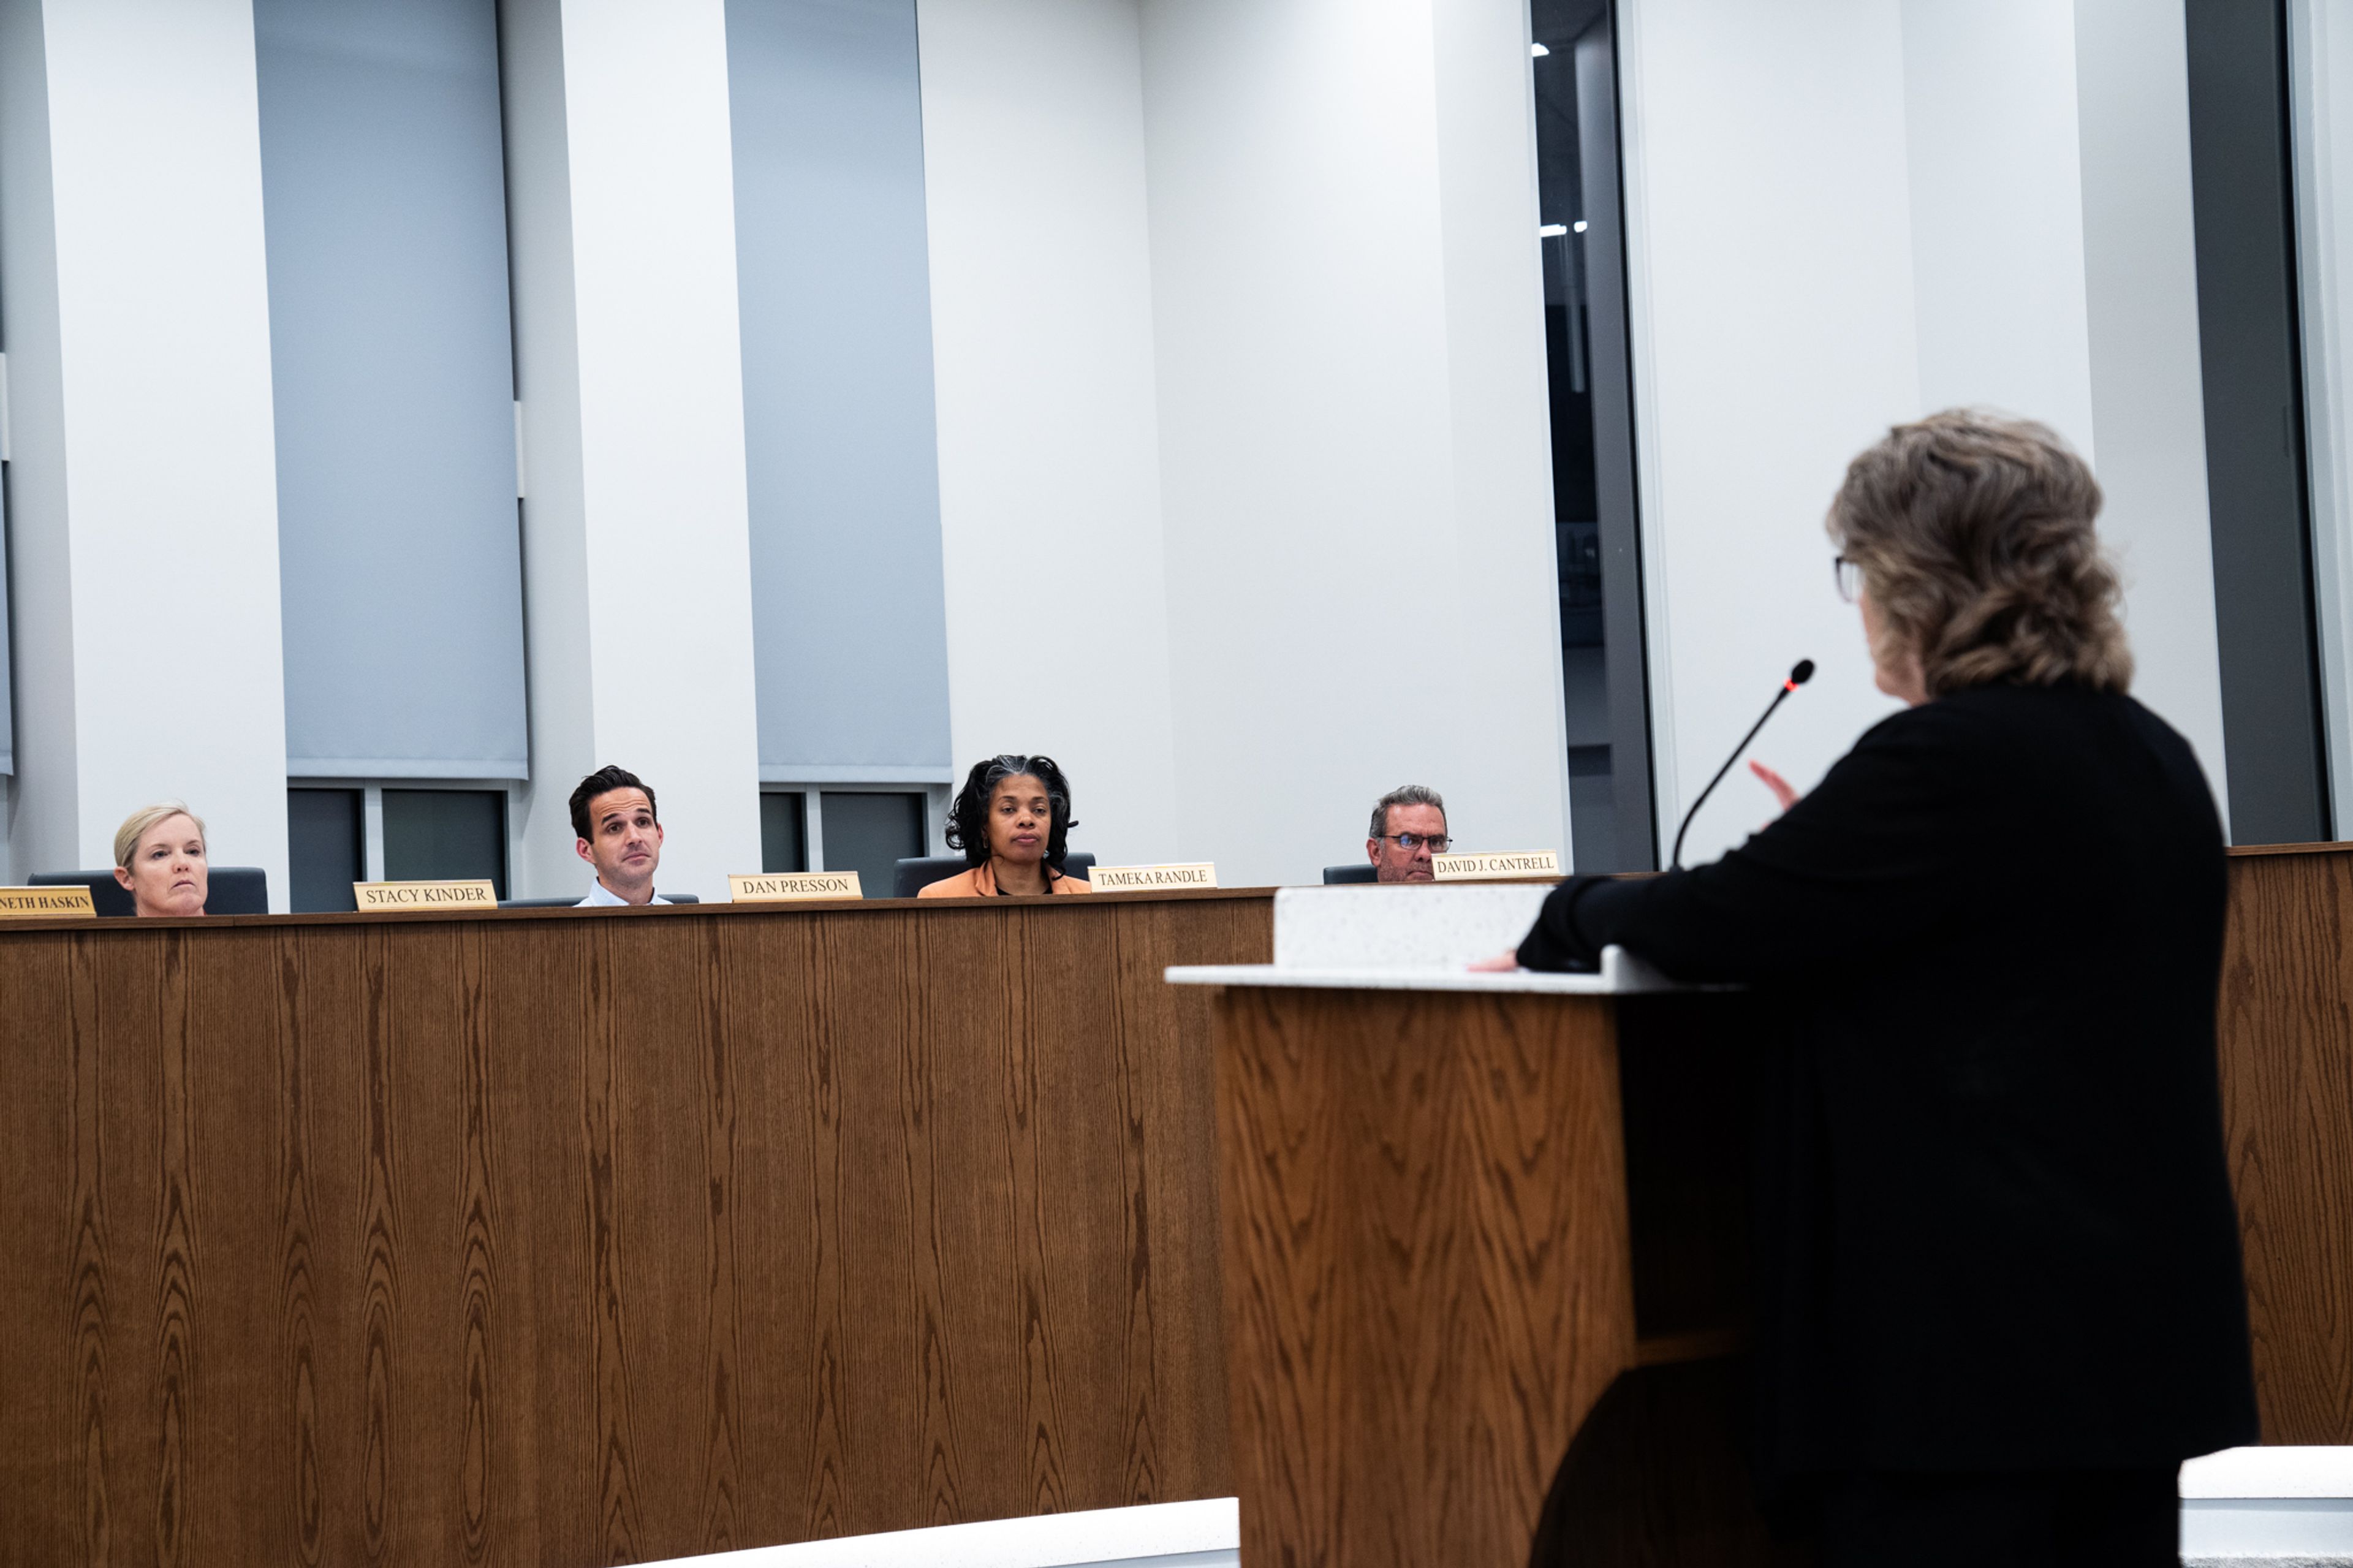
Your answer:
[1163,884,1697,996]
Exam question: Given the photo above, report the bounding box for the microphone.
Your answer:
[1667,659,1815,869]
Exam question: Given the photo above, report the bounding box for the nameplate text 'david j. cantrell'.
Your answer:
[1430,849,1563,882]
[0,885,97,919]
[1086,862,1219,892]
[728,870,863,902]
[353,880,500,911]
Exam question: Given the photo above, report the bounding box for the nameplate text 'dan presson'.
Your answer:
[728,871,863,902]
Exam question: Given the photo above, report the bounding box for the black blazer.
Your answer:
[1519,682,2258,1477]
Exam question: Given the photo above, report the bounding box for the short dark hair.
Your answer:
[944,755,1077,873]
[570,765,657,843]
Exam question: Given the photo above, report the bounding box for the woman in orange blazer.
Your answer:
[919,755,1093,898]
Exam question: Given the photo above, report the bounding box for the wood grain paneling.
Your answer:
[6,849,2346,1567]
[1211,986,1639,1568]
[1211,850,2353,1567]
[0,892,1265,1568]
[2221,848,2353,1444]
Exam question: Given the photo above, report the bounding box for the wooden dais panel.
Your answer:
[0,893,1266,1567]
[1211,985,1638,1567]
[2219,848,2353,1444]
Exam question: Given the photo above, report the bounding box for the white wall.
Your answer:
[0,0,291,900]
[915,0,1566,887]
[1620,0,2229,861]
[1901,0,2096,453]
[2073,0,2230,822]
[2292,0,2353,833]
[917,0,1184,869]
[1617,0,1920,863]
[1140,0,1569,884]
[503,0,764,900]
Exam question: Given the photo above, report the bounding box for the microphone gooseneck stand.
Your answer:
[1667,659,1816,869]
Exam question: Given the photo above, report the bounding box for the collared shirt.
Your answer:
[577,880,675,907]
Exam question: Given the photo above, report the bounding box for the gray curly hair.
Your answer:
[1828,409,2133,697]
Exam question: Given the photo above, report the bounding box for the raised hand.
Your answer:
[1750,758,1800,812]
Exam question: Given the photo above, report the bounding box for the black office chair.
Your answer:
[1321,863,1380,885]
[892,852,1097,898]
[496,892,701,909]
[32,866,270,915]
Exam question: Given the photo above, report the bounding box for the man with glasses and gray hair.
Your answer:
[1366,784,1450,882]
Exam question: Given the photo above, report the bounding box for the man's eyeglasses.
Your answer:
[1376,833,1452,852]
[1833,555,1863,604]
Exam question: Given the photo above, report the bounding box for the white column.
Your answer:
[1616,0,1923,865]
[1139,0,1571,884]
[501,0,763,900]
[917,0,1183,869]
[2073,0,2231,817]
[1900,0,2230,814]
[0,0,290,903]
[1617,0,2230,857]
[1900,0,2097,454]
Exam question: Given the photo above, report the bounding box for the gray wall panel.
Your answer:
[728,0,952,773]
[1,475,13,775]
[257,0,528,778]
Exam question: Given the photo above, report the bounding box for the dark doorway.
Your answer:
[1533,0,1656,871]
[2186,0,2332,843]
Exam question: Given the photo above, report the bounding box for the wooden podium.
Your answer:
[1175,934,1760,1567]
[1175,854,2353,1567]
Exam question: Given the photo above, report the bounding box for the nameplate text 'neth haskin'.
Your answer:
[1431,849,1563,882]
[1086,862,1219,892]
[0,885,97,918]
[353,880,501,910]
[727,871,864,902]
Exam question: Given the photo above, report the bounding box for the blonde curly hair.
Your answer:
[1828,409,2133,697]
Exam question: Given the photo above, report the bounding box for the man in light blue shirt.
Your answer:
[571,765,677,906]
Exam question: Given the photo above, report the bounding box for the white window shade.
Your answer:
[0,477,12,775]
[728,0,952,778]
[256,0,528,779]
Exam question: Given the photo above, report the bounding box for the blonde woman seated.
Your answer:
[919,755,1093,897]
[113,803,210,917]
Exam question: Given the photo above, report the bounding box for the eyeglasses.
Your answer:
[1833,555,1863,603]
[1376,833,1452,852]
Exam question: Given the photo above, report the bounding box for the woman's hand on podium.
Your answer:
[1467,950,1523,973]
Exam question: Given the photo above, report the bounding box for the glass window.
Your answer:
[382,788,508,896]
[1534,0,1655,871]
[762,790,809,873]
[255,0,528,781]
[820,791,923,898]
[287,788,363,912]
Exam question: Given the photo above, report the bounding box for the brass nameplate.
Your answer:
[729,870,863,902]
[354,880,499,911]
[1432,849,1563,882]
[1087,862,1219,892]
[0,885,97,918]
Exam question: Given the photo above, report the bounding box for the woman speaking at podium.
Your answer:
[1502,412,2257,1566]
